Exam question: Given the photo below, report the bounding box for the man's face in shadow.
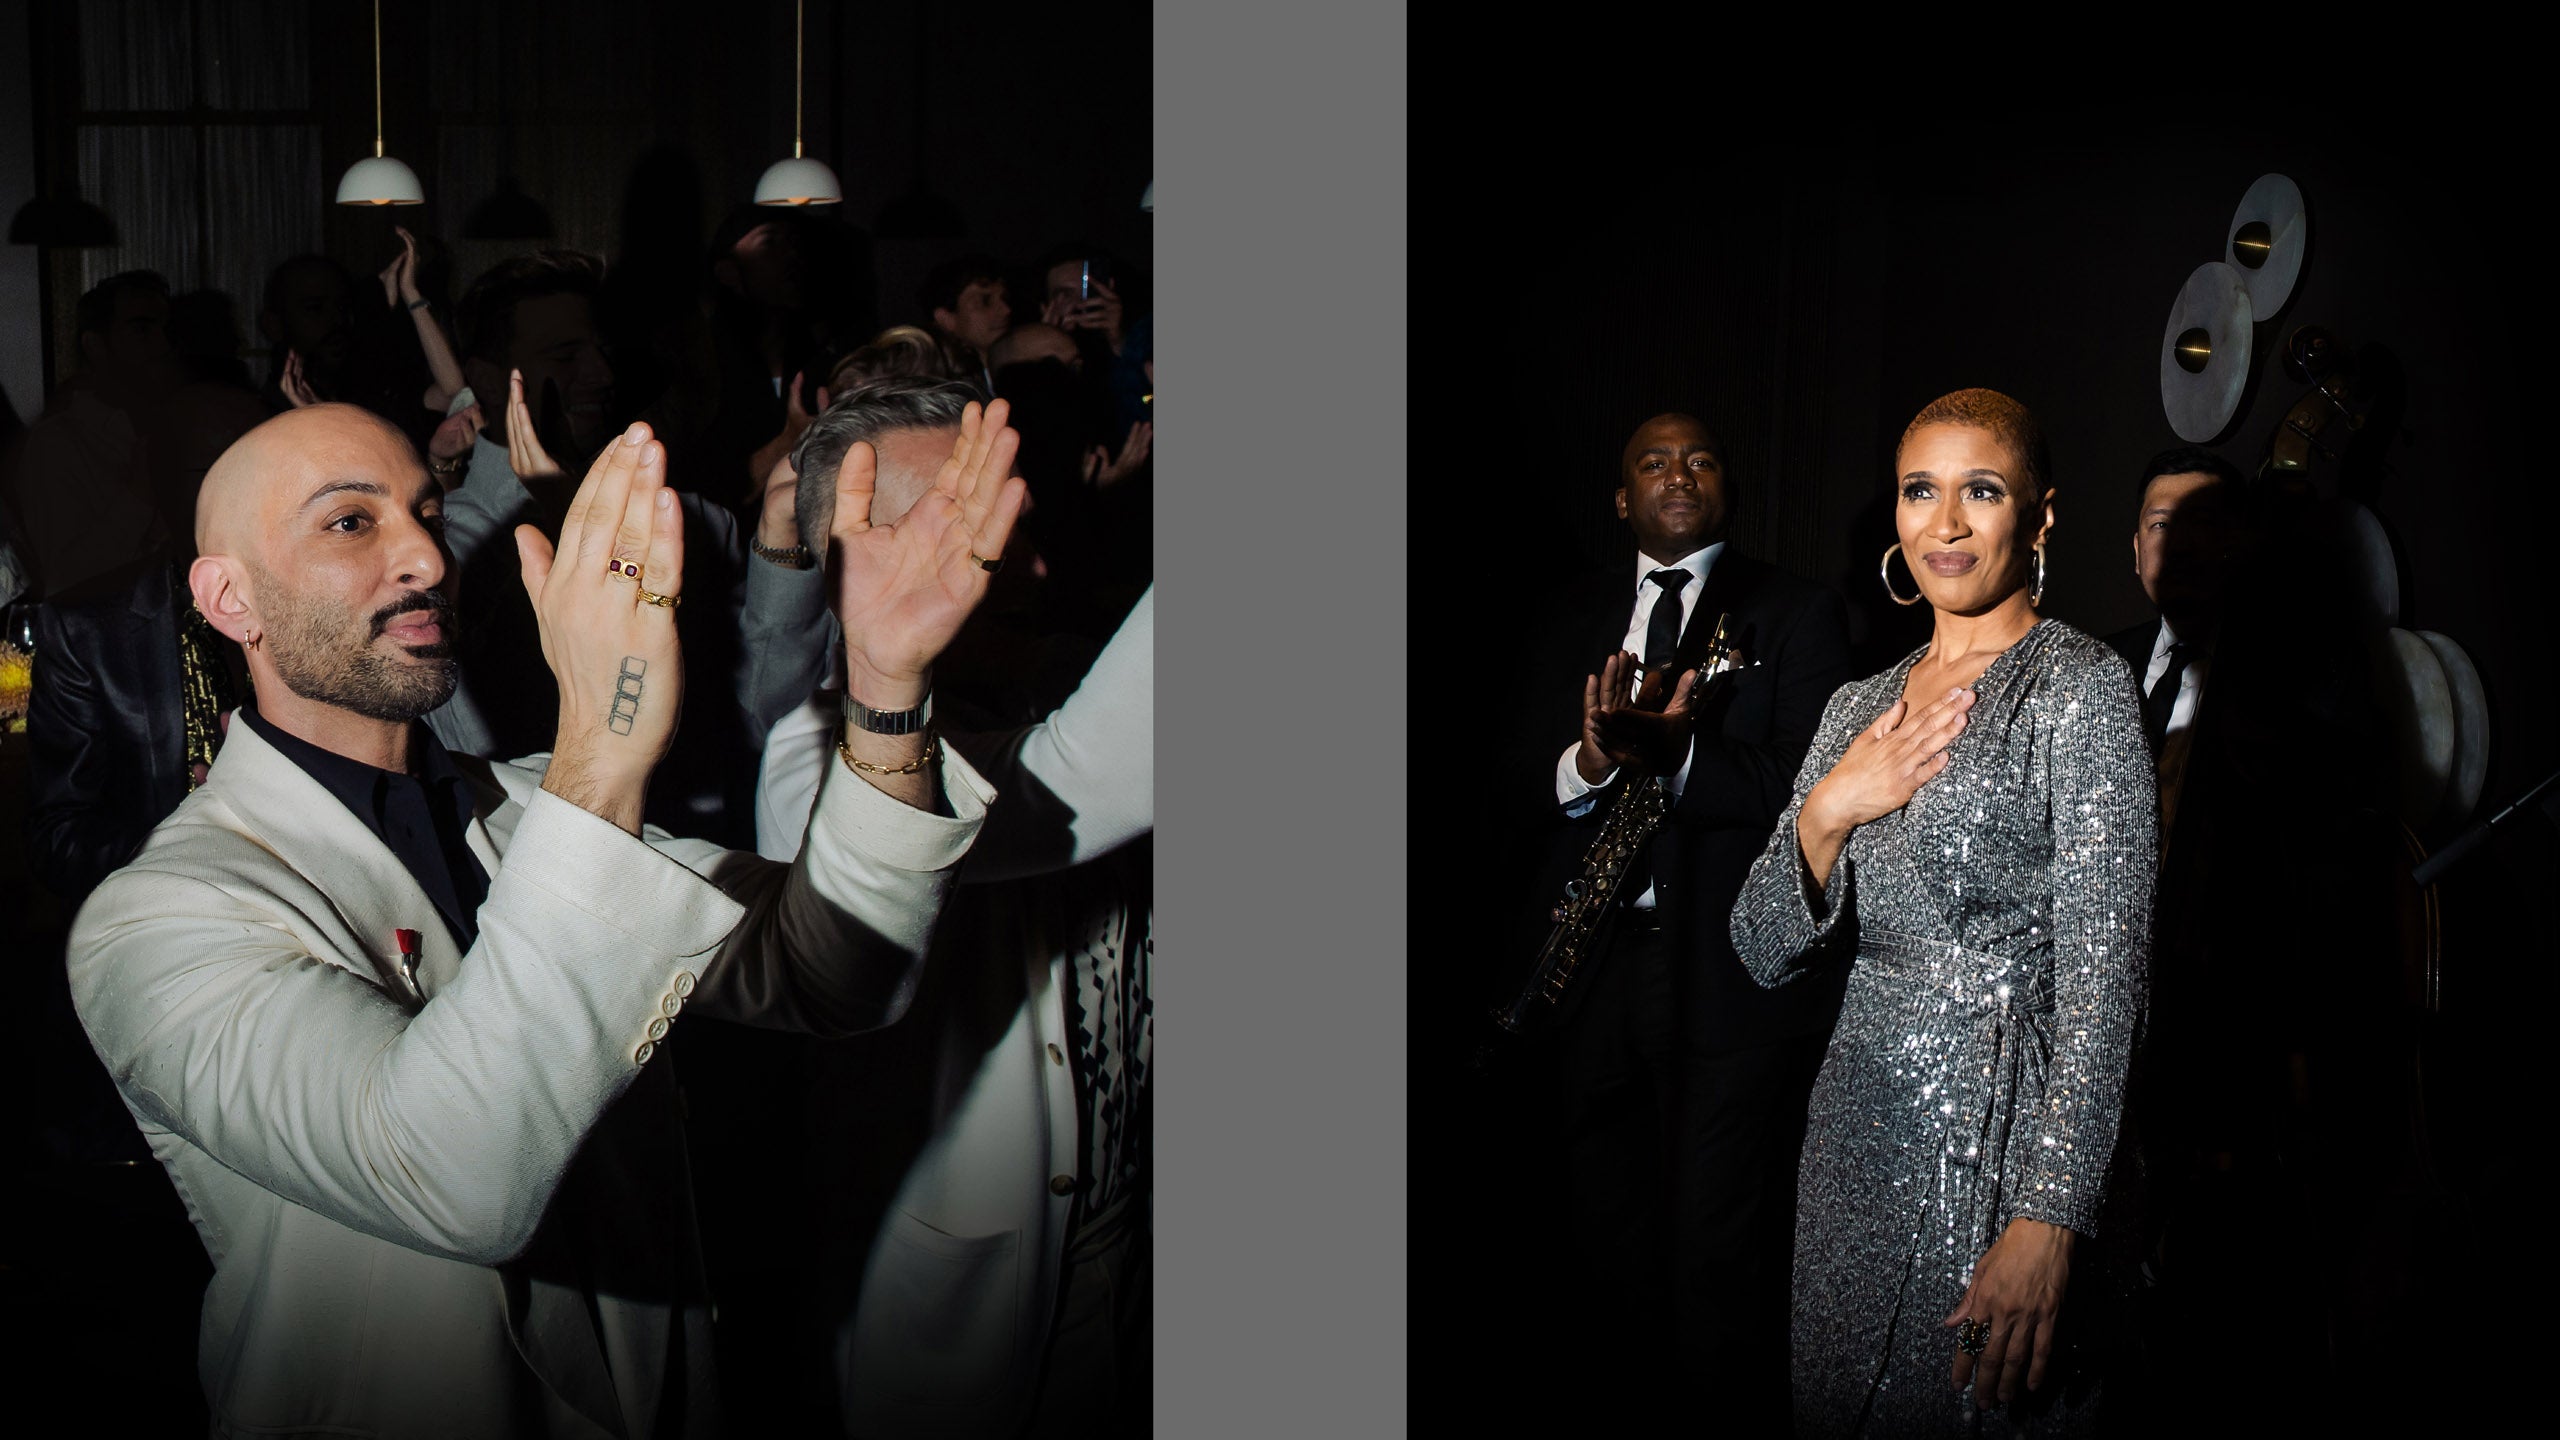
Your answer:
[266,264,353,375]
[2133,470,2244,618]
[83,289,176,403]
[506,293,618,460]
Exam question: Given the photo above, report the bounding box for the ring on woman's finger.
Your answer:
[1955,1318,1991,1356]
[606,556,642,582]
[968,550,1003,574]
[635,585,681,609]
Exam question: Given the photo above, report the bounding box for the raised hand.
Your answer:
[1594,662,1701,779]
[428,404,483,466]
[1081,420,1152,489]
[755,448,801,553]
[1796,685,1975,888]
[377,225,422,307]
[513,421,686,834]
[505,369,567,486]
[1576,651,1699,783]
[1058,279,1125,349]
[280,350,320,409]
[829,397,1028,711]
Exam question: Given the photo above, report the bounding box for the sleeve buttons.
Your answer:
[662,992,683,1018]
[647,1016,670,1042]
[634,1040,656,1065]
[672,970,698,998]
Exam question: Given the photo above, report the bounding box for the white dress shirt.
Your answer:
[2143,617,2211,836]
[1553,542,1724,907]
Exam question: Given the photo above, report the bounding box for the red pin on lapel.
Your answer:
[395,929,423,989]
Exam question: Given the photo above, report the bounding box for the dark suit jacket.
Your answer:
[1505,550,1856,1056]
[26,559,195,904]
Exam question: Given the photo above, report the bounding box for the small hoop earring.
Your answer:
[1879,543,1923,606]
[2029,543,2047,608]
[244,634,261,653]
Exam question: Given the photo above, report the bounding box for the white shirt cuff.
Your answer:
[1556,742,1615,809]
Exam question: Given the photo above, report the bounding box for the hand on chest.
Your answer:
[1852,671,2054,902]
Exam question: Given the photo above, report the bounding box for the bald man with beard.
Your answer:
[66,400,1027,1438]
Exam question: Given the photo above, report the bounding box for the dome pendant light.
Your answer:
[335,0,423,206]
[755,0,842,206]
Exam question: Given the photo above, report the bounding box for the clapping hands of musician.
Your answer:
[1574,650,1700,785]
[1795,686,1974,890]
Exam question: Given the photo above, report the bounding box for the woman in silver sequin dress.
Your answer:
[1730,390,2155,1436]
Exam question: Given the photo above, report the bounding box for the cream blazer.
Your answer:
[756,587,1153,1438]
[69,715,994,1440]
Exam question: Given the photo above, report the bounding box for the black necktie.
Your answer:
[1643,569,1692,668]
[2142,641,2190,752]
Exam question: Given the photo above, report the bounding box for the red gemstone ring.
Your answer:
[606,556,642,582]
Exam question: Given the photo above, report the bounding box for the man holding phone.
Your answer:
[1040,244,1130,356]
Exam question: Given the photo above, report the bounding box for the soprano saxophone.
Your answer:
[1483,614,1751,1053]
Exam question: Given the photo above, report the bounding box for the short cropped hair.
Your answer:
[77,269,171,336]
[1611,411,1727,490]
[920,253,1006,318]
[2137,445,2246,498]
[454,250,605,363]
[1899,388,2051,500]
[790,375,980,554]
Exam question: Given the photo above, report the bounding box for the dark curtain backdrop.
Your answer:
[12,0,1151,392]
[1423,108,2555,1430]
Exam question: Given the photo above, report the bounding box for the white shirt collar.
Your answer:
[1633,541,1724,596]
[2150,615,2182,664]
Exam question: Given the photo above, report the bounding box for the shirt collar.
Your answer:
[1634,541,1724,596]
[2151,616,2182,662]
[234,703,465,829]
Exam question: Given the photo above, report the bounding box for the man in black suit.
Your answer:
[1502,411,1853,1426]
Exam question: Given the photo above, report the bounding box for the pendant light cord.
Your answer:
[793,0,806,160]
[372,0,385,159]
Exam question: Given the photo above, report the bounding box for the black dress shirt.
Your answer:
[236,705,490,949]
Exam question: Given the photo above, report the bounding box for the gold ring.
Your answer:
[635,586,680,609]
[1956,1318,1991,1356]
[969,551,1003,574]
[606,556,642,582]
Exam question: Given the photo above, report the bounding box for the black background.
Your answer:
[1416,87,2555,1431]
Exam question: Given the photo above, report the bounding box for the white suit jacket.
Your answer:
[70,713,994,1440]
[757,587,1152,1439]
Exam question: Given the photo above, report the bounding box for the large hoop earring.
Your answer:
[2029,543,2047,608]
[1879,543,1923,606]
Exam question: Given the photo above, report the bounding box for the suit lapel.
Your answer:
[210,723,639,1437]
[1672,552,1748,670]
[203,719,446,1003]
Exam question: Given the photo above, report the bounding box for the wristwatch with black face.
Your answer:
[842,690,933,736]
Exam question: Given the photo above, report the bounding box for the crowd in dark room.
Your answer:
[0,0,1151,1434]
[1420,118,2555,1435]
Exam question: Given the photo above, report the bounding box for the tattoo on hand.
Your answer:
[608,657,646,735]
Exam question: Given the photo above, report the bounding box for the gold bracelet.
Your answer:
[838,730,939,776]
